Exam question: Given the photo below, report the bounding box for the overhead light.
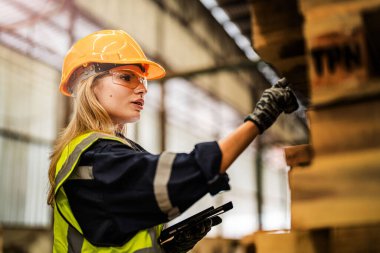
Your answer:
[243,47,260,61]
[234,34,251,49]
[223,21,241,37]
[199,0,218,9]
[200,0,260,62]
[200,0,281,82]
[211,6,230,24]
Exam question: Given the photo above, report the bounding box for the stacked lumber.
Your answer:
[291,0,380,229]
[290,0,380,251]
[193,237,241,253]
[247,0,380,252]
[240,230,318,253]
[241,226,380,253]
[291,149,380,228]
[249,0,309,105]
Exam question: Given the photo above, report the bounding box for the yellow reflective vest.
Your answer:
[53,131,163,253]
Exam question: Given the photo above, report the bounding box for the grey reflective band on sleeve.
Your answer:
[68,166,94,180]
[154,152,180,220]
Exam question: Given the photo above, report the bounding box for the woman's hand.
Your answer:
[161,217,222,253]
[245,78,299,133]
[218,78,299,173]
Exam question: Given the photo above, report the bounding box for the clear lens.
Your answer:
[111,70,147,90]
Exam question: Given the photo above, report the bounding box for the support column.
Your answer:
[157,0,166,152]
[255,137,264,230]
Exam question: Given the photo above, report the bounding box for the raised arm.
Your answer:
[218,78,299,173]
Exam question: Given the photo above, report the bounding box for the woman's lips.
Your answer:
[132,99,144,110]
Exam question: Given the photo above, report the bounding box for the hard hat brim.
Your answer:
[138,59,166,80]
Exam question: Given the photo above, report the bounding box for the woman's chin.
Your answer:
[112,114,141,125]
[126,114,141,123]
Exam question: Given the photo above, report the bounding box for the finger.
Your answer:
[204,218,212,228]
[274,77,288,88]
[210,216,222,226]
[284,92,299,113]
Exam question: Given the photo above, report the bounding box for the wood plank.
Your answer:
[300,0,380,18]
[290,148,380,229]
[241,226,380,253]
[254,42,305,63]
[241,230,316,253]
[330,225,380,253]
[251,2,303,35]
[308,97,380,155]
[284,144,313,167]
[267,56,307,74]
[311,78,380,106]
[253,26,303,49]
[192,237,238,253]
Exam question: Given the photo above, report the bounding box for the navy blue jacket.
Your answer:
[63,137,230,246]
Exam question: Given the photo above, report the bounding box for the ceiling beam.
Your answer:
[164,60,258,79]
[1,0,67,33]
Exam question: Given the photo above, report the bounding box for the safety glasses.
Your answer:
[109,69,148,90]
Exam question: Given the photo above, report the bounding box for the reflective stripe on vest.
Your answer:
[67,225,83,253]
[53,131,164,253]
[154,152,180,220]
[64,226,161,253]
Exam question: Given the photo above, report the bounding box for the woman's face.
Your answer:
[93,70,148,125]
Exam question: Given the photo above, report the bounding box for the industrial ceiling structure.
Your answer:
[217,0,252,42]
[201,0,255,60]
[0,0,254,70]
[0,0,102,69]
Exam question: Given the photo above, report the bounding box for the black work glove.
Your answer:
[245,78,299,134]
[161,216,222,253]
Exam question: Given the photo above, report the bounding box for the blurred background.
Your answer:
[1,0,379,252]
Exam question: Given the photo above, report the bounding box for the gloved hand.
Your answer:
[245,78,299,134]
[161,216,222,253]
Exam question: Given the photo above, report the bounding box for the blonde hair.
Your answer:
[47,74,119,206]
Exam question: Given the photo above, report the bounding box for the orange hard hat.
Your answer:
[59,30,166,96]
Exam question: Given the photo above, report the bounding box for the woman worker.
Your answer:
[47,30,298,253]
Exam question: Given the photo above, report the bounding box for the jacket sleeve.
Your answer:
[63,139,230,246]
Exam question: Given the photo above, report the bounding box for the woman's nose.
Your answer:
[134,82,148,94]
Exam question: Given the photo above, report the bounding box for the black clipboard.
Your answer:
[158,201,233,245]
